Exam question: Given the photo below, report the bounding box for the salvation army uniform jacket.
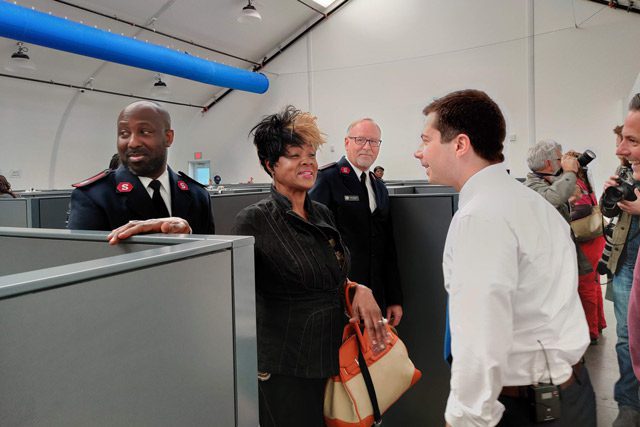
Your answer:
[67,165,215,234]
[309,156,403,309]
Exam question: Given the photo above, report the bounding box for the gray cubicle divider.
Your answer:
[0,190,271,233]
[382,193,456,426]
[211,191,270,234]
[0,228,257,427]
[413,185,457,194]
[0,196,71,229]
[386,185,415,195]
[33,195,71,228]
[17,190,73,197]
[0,198,30,227]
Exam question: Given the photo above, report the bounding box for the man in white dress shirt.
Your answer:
[414,89,595,426]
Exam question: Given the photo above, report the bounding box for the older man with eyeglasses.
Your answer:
[310,118,403,326]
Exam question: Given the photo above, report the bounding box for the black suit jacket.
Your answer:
[309,156,402,308]
[68,166,215,234]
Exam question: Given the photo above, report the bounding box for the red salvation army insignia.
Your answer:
[340,167,351,175]
[116,182,133,193]
[177,180,189,191]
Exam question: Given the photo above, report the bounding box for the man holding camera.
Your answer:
[607,94,640,426]
[524,140,593,274]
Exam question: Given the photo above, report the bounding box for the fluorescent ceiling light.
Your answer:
[310,0,335,7]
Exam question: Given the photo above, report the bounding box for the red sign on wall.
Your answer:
[194,152,202,160]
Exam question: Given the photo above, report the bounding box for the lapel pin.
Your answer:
[177,180,189,191]
[340,166,351,175]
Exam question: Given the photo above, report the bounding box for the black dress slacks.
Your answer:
[258,373,327,427]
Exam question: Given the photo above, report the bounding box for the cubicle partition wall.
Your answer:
[0,196,71,228]
[0,228,257,427]
[383,193,456,426]
[0,189,271,233]
[386,185,415,195]
[17,190,74,197]
[211,191,270,234]
[0,198,30,227]
[0,184,457,425]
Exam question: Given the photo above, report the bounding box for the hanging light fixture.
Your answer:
[238,0,262,23]
[150,74,171,98]
[4,42,36,72]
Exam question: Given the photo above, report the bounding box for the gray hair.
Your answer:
[346,118,381,136]
[527,139,562,172]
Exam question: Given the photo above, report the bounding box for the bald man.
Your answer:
[68,100,215,243]
[310,118,403,326]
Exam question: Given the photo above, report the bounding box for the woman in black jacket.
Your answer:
[233,106,388,427]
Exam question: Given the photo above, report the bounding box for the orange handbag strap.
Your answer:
[344,279,358,317]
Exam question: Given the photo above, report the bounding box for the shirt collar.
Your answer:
[458,163,509,209]
[270,185,314,214]
[138,168,170,192]
[345,157,370,178]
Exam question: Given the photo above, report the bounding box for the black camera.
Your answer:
[577,149,596,168]
[602,166,639,205]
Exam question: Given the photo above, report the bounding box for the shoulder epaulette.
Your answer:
[319,162,337,171]
[178,171,207,188]
[72,169,112,188]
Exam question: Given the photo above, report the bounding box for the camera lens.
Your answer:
[577,150,596,167]
[603,186,625,204]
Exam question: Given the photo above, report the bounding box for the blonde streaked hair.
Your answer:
[250,105,326,176]
[287,111,326,150]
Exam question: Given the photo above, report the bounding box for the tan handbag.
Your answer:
[571,205,604,242]
[324,282,422,427]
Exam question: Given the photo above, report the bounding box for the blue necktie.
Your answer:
[444,298,452,366]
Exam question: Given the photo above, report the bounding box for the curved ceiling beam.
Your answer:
[0,1,269,94]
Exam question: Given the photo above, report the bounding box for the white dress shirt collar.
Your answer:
[345,157,377,212]
[458,163,509,210]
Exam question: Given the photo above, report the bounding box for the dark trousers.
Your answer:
[497,364,596,426]
[258,373,327,427]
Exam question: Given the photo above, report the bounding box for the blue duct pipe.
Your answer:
[0,1,269,94]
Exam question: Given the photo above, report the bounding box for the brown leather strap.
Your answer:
[500,362,582,399]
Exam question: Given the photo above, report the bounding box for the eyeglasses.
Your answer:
[348,136,382,147]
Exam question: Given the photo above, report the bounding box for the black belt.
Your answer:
[500,362,583,399]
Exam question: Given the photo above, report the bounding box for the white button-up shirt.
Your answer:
[443,164,589,426]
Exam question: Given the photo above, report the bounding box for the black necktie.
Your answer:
[360,172,370,210]
[149,180,170,218]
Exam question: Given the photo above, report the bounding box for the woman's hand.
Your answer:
[107,217,192,245]
[386,304,403,327]
[349,284,391,354]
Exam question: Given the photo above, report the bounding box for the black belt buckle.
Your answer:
[528,383,561,422]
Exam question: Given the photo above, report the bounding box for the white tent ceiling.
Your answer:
[0,0,340,108]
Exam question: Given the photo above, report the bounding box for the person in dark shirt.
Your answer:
[310,118,403,326]
[233,105,387,427]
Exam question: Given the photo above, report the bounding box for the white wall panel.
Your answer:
[535,2,640,196]
[1,0,640,188]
